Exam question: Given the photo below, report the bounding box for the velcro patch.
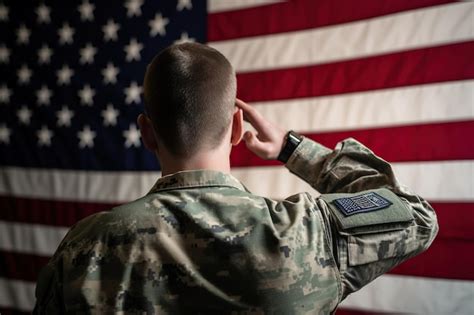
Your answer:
[333,192,392,216]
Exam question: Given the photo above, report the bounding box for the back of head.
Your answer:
[144,43,237,158]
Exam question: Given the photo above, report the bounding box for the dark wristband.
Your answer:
[277,131,303,163]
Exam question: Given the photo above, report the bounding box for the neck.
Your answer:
[158,147,231,177]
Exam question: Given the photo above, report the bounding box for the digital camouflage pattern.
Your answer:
[34,138,438,314]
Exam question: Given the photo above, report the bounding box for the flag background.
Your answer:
[0,0,473,314]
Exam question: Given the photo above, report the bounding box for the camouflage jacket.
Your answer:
[34,138,438,314]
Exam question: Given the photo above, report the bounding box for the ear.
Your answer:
[230,107,243,146]
[137,113,159,152]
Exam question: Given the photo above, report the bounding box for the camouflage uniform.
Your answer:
[34,138,438,314]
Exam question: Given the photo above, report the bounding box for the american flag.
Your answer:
[0,0,472,314]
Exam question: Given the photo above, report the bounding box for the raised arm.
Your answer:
[236,98,439,299]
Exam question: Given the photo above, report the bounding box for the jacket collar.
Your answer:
[148,169,249,194]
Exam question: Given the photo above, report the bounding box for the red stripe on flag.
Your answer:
[1,230,470,282]
[432,202,474,241]
[0,308,30,315]
[231,121,474,167]
[0,199,472,241]
[0,202,472,282]
[0,251,49,283]
[237,42,474,102]
[208,0,455,42]
[390,237,474,280]
[0,195,115,227]
[388,202,474,280]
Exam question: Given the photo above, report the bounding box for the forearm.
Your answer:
[286,137,399,194]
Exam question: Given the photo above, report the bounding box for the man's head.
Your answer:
[141,42,238,159]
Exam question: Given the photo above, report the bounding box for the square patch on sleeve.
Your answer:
[333,192,392,216]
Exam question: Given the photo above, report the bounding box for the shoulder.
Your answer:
[258,191,325,236]
[264,191,318,214]
[57,195,157,252]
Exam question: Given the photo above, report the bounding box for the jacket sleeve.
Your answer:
[285,137,439,299]
[33,258,64,314]
[33,221,82,314]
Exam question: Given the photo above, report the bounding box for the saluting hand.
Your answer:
[235,98,287,160]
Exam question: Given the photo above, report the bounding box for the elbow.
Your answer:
[422,212,439,252]
[412,201,439,254]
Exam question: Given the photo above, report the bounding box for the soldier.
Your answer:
[34,43,438,314]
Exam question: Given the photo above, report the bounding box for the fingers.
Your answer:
[235,98,269,134]
[242,131,275,160]
[235,99,255,121]
[236,98,287,160]
[243,131,265,157]
[243,130,258,146]
[235,98,250,111]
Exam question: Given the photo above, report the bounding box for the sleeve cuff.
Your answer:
[285,137,332,186]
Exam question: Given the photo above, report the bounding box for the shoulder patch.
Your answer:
[320,188,414,234]
[333,192,392,216]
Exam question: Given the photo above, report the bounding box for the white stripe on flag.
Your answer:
[210,2,474,72]
[0,221,68,256]
[340,274,474,314]
[248,80,474,132]
[233,161,474,201]
[0,167,160,203]
[208,0,282,13]
[0,274,472,313]
[0,161,472,203]
[0,277,35,312]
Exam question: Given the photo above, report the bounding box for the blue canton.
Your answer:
[0,0,206,171]
[333,192,392,216]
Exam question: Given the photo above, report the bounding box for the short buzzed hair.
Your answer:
[143,43,237,158]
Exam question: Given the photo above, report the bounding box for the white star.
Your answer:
[102,19,120,41]
[177,0,193,11]
[78,0,94,21]
[56,106,74,127]
[16,24,31,45]
[102,63,119,84]
[56,65,74,85]
[17,64,32,85]
[37,125,53,146]
[124,38,143,62]
[123,124,141,148]
[124,81,142,104]
[0,124,11,144]
[79,43,97,64]
[0,4,9,22]
[0,45,9,63]
[124,0,143,17]
[101,104,120,126]
[36,85,52,106]
[36,3,51,24]
[58,23,74,45]
[174,32,195,44]
[77,125,96,148]
[78,84,95,106]
[149,13,169,37]
[38,44,53,64]
[17,106,32,125]
[0,84,11,104]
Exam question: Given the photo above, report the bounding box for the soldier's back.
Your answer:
[39,170,339,314]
